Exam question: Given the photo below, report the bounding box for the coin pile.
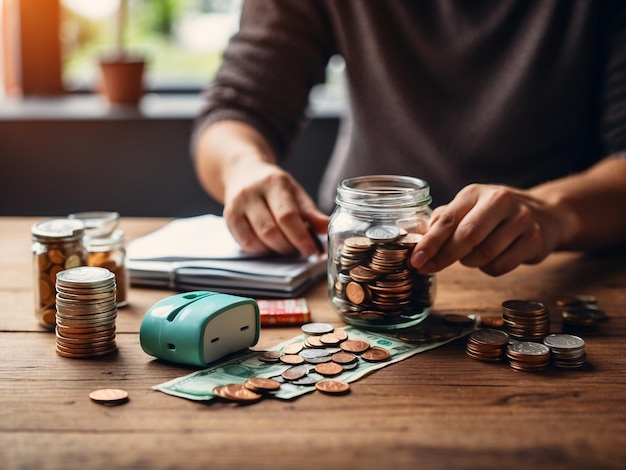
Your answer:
[506,341,551,371]
[331,225,433,327]
[558,295,607,331]
[543,334,586,368]
[55,266,118,358]
[212,323,391,403]
[465,328,510,362]
[502,299,550,340]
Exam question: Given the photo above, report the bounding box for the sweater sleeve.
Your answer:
[598,2,626,157]
[191,0,335,160]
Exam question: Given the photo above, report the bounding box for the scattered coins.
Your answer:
[213,323,386,404]
[89,388,129,406]
[213,384,262,403]
[54,266,118,359]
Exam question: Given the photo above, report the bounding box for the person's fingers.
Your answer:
[460,203,540,269]
[478,221,543,276]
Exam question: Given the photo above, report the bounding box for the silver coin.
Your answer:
[56,266,115,286]
[508,341,550,356]
[301,323,334,335]
[290,372,324,385]
[365,225,401,243]
[543,334,585,351]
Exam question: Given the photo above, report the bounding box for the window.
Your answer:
[61,0,242,92]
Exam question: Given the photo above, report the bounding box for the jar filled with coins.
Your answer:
[31,219,88,329]
[85,229,129,307]
[328,175,436,330]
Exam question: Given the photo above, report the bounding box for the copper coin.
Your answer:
[332,328,349,341]
[283,342,304,355]
[257,350,282,363]
[331,351,358,365]
[315,362,344,376]
[282,365,309,381]
[280,354,305,365]
[244,377,282,393]
[320,333,341,346]
[89,388,128,405]
[349,265,378,283]
[442,314,474,328]
[340,339,371,354]
[345,282,367,304]
[361,346,391,362]
[315,380,350,395]
[213,384,262,402]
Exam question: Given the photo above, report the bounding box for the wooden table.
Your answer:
[2,217,626,469]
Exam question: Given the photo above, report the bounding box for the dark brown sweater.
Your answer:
[194,0,626,209]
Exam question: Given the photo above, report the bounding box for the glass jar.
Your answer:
[328,175,436,330]
[31,219,88,329]
[85,229,129,307]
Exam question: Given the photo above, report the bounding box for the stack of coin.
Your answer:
[54,266,117,358]
[331,225,433,327]
[506,341,551,371]
[558,295,607,331]
[502,299,550,340]
[543,334,586,368]
[466,328,510,362]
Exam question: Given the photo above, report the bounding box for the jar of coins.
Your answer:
[85,229,129,307]
[31,219,88,329]
[328,175,435,330]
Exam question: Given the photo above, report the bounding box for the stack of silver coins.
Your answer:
[543,334,586,368]
[54,266,117,358]
[506,341,552,371]
[502,299,550,340]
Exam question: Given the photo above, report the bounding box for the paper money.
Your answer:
[153,320,477,402]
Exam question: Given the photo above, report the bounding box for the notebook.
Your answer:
[126,214,327,298]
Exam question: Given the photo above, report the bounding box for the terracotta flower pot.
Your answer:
[98,55,146,105]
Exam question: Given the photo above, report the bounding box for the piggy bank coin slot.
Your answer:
[167,343,176,350]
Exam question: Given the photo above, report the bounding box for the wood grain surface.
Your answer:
[1,217,625,470]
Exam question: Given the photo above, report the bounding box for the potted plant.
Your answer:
[98,0,146,105]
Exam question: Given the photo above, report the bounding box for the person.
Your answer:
[192,1,626,277]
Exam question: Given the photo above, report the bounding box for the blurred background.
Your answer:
[0,0,345,217]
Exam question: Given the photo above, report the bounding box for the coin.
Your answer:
[279,354,305,365]
[340,339,371,354]
[345,282,367,304]
[213,384,262,403]
[283,342,304,355]
[361,346,390,362]
[314,362,344,376]
[301,323,335,335]
[365,225,401,243]
[258,350,282,362]
[282,365,309,381]
[315,380,350,395]
[442,314,474,328]
[244,377,282,393]
[331,351,358,365]
[88,388,128,405]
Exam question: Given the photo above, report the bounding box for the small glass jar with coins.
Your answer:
[328,175,435,330]
[69,212,128,307]
[31,218,88,329]
[85,230,129,307]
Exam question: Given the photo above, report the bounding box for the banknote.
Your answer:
[154,320,477,402]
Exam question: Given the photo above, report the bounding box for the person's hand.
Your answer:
[409,184,572,276]
[222,159,329,257]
